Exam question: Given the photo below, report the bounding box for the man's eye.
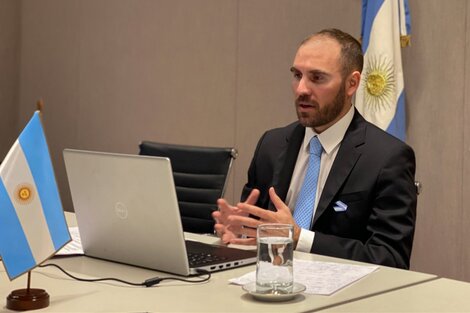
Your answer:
[311,74,325,82]
[293,72,302,80]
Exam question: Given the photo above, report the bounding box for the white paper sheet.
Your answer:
[230,258,378,295]
[56,227,84,256]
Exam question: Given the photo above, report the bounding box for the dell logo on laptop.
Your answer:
[115,202,128,219]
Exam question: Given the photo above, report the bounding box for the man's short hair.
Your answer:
[300,28,364,78]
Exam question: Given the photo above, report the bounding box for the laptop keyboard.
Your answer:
[185,239,256,271]
[188,251,227,267]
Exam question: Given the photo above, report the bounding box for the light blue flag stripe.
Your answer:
[402,0,411,34]
[0,180,36,278]
[386,90,406,141]
[361,0,385,52]
[18,112,69,250]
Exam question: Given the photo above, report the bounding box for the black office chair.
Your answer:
[139,141,238,234]
[415,181,422,195]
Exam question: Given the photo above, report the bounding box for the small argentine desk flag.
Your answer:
[355,0,411,141]
[0,111,70,280]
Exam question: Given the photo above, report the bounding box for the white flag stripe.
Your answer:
[399,0,407,36]
[356,0,404,130]
[0,140,56,264]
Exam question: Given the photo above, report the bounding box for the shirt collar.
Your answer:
[302,104,355,155]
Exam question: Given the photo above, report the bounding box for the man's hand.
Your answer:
[227,187,302,245]
[212,189,260,244]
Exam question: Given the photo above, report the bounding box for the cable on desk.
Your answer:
[38,263,211,287]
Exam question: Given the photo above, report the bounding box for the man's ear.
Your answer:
[346,71,361,96]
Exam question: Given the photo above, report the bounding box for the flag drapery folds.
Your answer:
[356,0,411,141]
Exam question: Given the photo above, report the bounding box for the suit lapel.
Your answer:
[312,111,366,225]
[272,123,305,205]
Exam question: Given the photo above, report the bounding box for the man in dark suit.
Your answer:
[213,29,416,269]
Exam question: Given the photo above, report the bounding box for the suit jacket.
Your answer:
[241,110,417,269]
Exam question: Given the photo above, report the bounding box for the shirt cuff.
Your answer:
[295,228,315,252]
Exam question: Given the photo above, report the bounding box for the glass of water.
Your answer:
[256,224,294,294]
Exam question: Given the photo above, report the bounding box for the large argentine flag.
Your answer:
[0,111,70,280]
[355,0,411,141]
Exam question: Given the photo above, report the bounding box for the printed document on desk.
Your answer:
[230,258,378,295]
[56,227,84,256]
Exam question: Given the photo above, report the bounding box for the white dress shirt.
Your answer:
[285,105,355,252]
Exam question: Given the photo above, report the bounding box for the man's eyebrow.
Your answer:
[289,67,330,77]
[308,69,330,76]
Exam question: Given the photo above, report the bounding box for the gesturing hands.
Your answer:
[212,189,259,245]
[212,187,301,246]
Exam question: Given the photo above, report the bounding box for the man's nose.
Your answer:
[295,77,310,96]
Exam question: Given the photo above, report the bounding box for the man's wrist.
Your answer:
[293,224,301,248]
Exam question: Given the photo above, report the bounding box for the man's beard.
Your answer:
[296,81,347,128]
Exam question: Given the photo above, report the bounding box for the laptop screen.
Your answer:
[63,149,193,275]
[63,149,256,276]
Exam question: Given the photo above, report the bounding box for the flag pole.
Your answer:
[27,271,31,292]
[5,100,50,311]
[36,99,44,113]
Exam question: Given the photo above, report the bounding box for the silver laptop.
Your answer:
[63,149,256,276]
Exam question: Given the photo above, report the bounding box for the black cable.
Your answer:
[142,269,210,287]
[38,263,211,287]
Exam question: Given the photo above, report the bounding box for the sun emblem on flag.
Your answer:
[362,55,395,112]
[15,183,35,205]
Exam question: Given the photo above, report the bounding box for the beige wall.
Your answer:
[3,0,470,281]
[404,0,468,281]
[0,0,20,157]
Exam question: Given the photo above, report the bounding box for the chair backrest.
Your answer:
[415,181,422,195]
[139,141,238,233]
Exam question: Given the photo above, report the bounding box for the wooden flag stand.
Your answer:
[6,271,49,311]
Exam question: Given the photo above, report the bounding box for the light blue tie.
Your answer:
[293,136,322,229]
